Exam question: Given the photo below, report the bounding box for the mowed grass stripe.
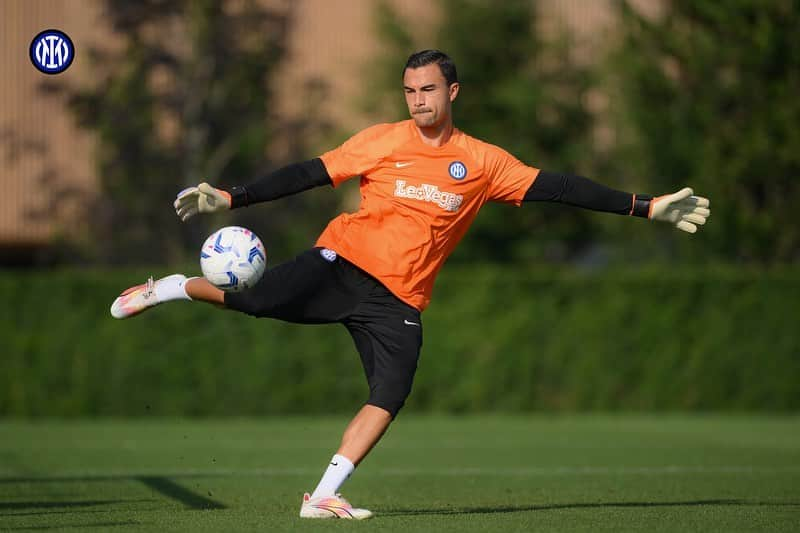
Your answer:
[3,465,800,480]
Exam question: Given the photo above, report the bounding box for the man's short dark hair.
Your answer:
[404,50,458,86]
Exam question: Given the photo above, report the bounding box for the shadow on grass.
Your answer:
[1,505,161,518]
[0,475,226,511]
[0,500,129,511]
[3,521,141,530]
[381,499,800,517]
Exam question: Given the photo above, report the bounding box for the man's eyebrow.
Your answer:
[404,84,438,91]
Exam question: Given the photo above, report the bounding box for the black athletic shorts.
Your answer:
[224,247,423,417]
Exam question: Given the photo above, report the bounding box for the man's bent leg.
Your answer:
[304,287,421,505]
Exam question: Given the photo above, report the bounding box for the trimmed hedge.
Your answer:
[2,266,798,415]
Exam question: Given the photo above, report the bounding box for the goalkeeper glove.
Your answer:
[640,187,711,233]
[174,183,231,221]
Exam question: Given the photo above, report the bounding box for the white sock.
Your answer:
[154,275,195,302]
[310,454,355,499]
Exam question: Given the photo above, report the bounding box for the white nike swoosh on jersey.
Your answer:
[395,161,414,168]
[404,319,420,326]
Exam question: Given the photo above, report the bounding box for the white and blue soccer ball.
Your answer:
[200,226,266,292]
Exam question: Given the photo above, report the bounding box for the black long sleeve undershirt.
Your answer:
[228,161,652,218]
[226,158,332,208]
[525,170,651,217]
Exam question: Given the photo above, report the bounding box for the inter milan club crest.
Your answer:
[448,161,467,180]
[29,29,75,74]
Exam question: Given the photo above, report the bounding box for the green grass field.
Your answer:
[1,415,798,532]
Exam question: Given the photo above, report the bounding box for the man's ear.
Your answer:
[449,83,460,103]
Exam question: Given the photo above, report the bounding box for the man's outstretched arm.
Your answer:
[174,158,332,221]
[525,170,711,233]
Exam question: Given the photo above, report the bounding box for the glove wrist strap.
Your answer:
[228,186,249,209]
[630,194,652,218]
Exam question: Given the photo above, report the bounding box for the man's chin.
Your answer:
[412,115,437,128]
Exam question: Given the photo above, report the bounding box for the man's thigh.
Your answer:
[224,248,359,323]
[345,283,423,416]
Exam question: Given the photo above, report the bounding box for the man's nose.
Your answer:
[415,93,426,106]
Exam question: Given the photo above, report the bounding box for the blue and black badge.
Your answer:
[30,29,75,75]
[448,161,467,180]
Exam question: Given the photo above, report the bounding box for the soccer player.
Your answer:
[111,50,710,519]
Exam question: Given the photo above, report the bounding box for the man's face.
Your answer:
[403,64,459,129]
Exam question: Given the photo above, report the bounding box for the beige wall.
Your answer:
[0,0,100,244]
[1,0,631,248]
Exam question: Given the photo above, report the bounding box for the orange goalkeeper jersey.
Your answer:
[316,119,539,311]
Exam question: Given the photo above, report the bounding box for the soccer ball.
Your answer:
[200,226,266,292]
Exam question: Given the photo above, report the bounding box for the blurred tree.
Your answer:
[361,1,418,121]
[47,0,333,264]
[365,0,604,263]
[613,0,800,263]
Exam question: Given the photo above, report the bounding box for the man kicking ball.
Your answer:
[111,50,710,519]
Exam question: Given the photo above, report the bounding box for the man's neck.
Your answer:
[415,121,454,148]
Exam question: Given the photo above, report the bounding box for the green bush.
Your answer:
[2,266,798,416]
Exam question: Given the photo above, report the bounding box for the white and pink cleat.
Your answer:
[299,492,373,520]
[110,274,188,319]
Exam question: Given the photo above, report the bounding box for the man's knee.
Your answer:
[224,290,270,317]
[367,380,413,418]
